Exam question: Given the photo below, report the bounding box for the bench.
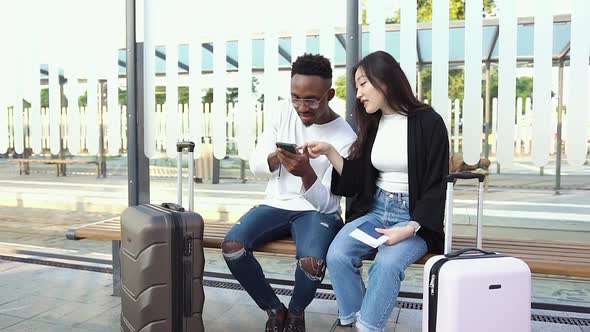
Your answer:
[9,158,101,177]
[67,216,590,278]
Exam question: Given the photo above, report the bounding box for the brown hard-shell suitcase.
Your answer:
[120,141,205,332]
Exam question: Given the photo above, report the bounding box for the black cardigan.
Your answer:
[331,109,449,254]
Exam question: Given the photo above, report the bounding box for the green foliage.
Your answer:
[78,90,87,107]
[155,86,166,104]
[119,87,127,106]
[387,0,496,24]
[41,88,48,107]
[387,0,497,101]
[201,87,239,104]
[335,75,347,100]
[179,86,189,104]
[516,76,533,100]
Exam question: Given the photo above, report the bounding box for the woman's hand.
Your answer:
[299,141,344,174]
[299,141,334,159]
[375,226,415,246]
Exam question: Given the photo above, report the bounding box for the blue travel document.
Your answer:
[349,220,389,248]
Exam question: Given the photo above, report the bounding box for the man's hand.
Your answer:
[276,148,317,189]
[267,151,280,172]
[374,226,415,246]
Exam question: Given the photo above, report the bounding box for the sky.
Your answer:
[0,0,580,98]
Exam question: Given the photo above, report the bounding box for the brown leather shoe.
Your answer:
[284,311,305,332]
[265,306,287,332]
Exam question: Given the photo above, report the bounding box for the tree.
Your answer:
[387,0,496,24]
[516,76,533,100]
[342,0,497,101]
[335,75,347,100]
[41,88,48,107]
[78,91,87,107]
[387,0,497,101]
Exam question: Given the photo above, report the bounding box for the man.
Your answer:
[221,54,356,332]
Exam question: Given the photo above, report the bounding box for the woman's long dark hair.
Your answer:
[348,51,431,160]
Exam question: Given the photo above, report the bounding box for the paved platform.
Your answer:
[0,158,589,330]
[1,259,589,331]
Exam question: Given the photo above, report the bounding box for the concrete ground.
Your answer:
[1,256,589,331]
[0,157,589,331]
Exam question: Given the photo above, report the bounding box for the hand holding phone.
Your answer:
[275,142,297,154]
[275,142,298,178]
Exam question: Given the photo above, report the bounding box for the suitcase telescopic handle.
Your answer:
[176,141,195,153]
[447,172,486,183]
[444,173,486,254]
[445,247,495,258]
[176,141,195,211]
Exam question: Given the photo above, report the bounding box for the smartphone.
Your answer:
[275,142,297,154]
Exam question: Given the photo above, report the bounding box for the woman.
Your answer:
[301,51,449,332]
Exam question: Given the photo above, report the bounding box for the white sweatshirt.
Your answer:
[249,102,357,214]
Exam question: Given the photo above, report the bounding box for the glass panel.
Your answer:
[448,27,465,62]
[306,36,320,55]
[552,22,571,56]
[227,40,239,71]
[178,44,189,73]
[155,46,166,74]
[516,24,534,58]
[385,30,401,60]
[252,39,264,69]
[418,29,433,63]
[202,43,213,71]
[334,33,346,65]
[278,37,292,67]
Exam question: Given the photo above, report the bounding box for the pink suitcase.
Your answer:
[422,172,531,332]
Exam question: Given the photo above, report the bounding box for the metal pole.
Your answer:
[240,159,246,183]
[345,0,360,216]
[484,62,492,159]
[127,0,139,207]
[417,64,423,101]
[98,81,106,178]
[119,0,151,297]
[555,61,564,194]
[126,1,149,206]
[136,44,150,204]
[212,157,220,184]
[346,0,359,131]
[476,182,485,249]
[444,182,454,254]
[59,78,66,176]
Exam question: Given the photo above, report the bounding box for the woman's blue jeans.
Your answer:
[327,188,427,332]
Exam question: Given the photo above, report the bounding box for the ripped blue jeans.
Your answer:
[222,205,343,315]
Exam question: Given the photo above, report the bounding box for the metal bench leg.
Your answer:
[112,240,121,296]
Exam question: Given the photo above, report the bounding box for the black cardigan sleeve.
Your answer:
[412,117,449,236]
[331,157,364,197]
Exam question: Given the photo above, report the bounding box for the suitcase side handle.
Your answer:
[445,247,495,258]
[447,172,486,183]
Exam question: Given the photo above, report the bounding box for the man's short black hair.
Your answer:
[291,53,332,80]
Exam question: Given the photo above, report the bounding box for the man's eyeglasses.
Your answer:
[290,90,330,110]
